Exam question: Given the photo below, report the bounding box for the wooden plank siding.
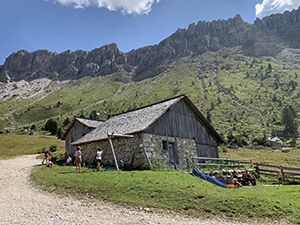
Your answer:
[146,100,218,159]
[65,122,95,156]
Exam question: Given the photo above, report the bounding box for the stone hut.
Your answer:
[72,95,224,169]
[62,117,103,156]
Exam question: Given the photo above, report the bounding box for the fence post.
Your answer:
[280,165,284,181]
[255,162,259,178]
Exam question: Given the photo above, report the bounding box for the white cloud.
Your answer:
[50,0,160,14]
[255,0,300,19]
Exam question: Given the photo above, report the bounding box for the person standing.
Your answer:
[96,148,103,172]
[75,146,82,173]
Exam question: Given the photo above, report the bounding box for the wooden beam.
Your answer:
[107,133,120,170]
[109,134,134,138]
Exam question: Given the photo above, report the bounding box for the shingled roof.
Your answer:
[72,95,224,145]
[62,117,104,140]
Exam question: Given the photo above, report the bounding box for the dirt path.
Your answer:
[0,155,258,225]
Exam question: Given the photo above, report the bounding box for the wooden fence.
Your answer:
[254,163,300,181]
[189,156,253,169]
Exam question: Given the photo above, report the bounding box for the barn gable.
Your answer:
[63,117,103,155]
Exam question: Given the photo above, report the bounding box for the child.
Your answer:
[233,178,242,188]
[41,150,52,165]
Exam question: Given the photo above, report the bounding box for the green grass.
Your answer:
[31,165,300,224]
[0,134,65,159]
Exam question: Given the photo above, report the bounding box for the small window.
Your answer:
[162,140,173,150]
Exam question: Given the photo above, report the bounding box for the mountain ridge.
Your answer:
[1,7,300,83]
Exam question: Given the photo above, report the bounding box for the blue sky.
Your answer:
[1,0,300,65]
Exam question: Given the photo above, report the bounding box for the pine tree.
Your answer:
[44,119,58,135]
[56,127,63,139]
[89,110,100,120]
[207,110,212,123]
[282,106,298,135]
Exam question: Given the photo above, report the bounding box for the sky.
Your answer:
[1,0,300,65]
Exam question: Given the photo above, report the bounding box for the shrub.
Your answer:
[219,145,228,153]
[44,119,58,135]
[49,144,58,152]
[151,159,167,170]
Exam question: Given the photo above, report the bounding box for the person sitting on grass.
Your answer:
[46,160,54,168]
[41,150,52,165]
[242,170,256,186]
[63,155,72,166]
[233,178,242,188]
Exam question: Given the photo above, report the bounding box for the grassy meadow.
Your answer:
[220,148,300,168]
[0,134,64,159]
[31,162,300,224]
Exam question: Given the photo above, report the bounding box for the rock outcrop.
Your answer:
[1,7,300,83]
[0,44,128,83]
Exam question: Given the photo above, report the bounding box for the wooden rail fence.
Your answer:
[189,156,253,168]
[187,157,300,181]
[255,163,300,181]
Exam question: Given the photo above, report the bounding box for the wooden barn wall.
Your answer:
[65,122,95,156]
[146,100,219,158]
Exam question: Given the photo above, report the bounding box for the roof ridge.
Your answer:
[112,94,186,117]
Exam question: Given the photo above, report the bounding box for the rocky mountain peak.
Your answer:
[1,8,300,83]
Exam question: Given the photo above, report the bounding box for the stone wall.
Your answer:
[78,133,199,170]
[143,133,198,170]
[78,135,147,167]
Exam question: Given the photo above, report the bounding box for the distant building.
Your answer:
[71,95,224,169]
[62,117,103,156]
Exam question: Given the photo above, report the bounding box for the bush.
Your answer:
[151,159,166,170]
[49,144,58,152]
[289,137,297,147]
[38,147,47,154]
[44,119,58,135]
[219,145,228,153]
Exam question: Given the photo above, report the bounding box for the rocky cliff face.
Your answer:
[242,6,300,57]
[0,44,129,83]
[1,7,300,83]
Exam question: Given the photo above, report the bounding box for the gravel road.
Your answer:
[0,155,280,225]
